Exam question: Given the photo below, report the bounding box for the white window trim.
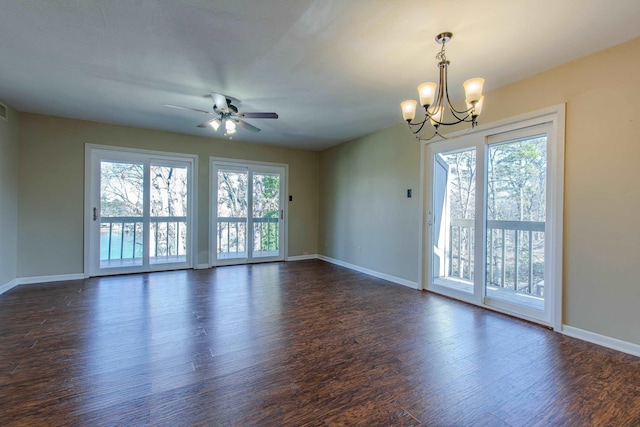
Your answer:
[418,104,565,331]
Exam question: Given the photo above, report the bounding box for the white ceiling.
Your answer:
[1,1,639,150]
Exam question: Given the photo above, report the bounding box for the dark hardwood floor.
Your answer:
[1,260,639,426]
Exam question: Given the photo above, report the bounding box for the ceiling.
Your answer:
[1,1,639,150]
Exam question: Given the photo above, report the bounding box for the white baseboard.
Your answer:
[318,255,418,289]
[195,264,210,270]
[18,273,86,286]
[562,325,640,358]
[287,254,319,261]
[0,278,20,296]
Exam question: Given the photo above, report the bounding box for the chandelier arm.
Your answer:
[431,114,474,127]
[417,128,439,141]
[441,67,474,118]
[432,75,475,126]
[407,117,429,134]
[428,63,472,125]
[437,123,476,140]
[419,123,475,142]
[445,98,474,118]
[435,64,446,111]
[425,68,446,124]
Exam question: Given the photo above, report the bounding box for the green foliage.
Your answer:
[488,137,546,222]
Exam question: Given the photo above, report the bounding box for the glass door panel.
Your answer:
[485,136,547,311]
[150,164,189,265]
[99,160,144,269]
[216,168,248,261]
[432,148,476,294]
[252,172,281,258]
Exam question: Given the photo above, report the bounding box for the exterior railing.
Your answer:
[100,216,187,261]
[449,218,545,296]
[216,217,246,256]
[216,217,279,256]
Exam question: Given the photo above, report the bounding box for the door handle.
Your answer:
[93,207,98,221]
[427,210,433,226]
[280,209,284,220]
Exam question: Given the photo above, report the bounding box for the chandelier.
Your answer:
[400,32,485,140]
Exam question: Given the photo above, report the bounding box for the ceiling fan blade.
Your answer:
[235,119,261,133]
[237,112,279,119]
[164,104,212,115]
[196,118,219,129]
[211,92,230,113]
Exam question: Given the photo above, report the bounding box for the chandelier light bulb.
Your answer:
[463,78,485,103]
[429,106,443,126]
[418,82,437,107]
[467,96,484,116]
[400,100,417,121]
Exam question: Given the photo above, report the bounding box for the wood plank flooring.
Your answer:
[0,260,639,426]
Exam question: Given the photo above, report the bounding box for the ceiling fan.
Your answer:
[165,92,278,136]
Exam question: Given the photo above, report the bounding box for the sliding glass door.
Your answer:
[212,160,286,265]
[87,147,195,276]
[425,116,561,326]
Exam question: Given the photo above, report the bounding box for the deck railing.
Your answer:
[216,217,279,257]
[449,218,545,296]
[100,216,187,261]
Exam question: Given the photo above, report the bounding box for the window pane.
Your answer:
[100,161,144,268]
[252,173,280,257]
[150,165,189,264]
[216,170,248,260]
[485,136,546,310]
[432,148,476,293]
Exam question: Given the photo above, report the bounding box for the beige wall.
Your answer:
[17,113,319,276]
[319,37,640,345]
[0,101,19,286]
[319,124,420,282]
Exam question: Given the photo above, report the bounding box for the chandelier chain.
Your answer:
[436,42,447,62]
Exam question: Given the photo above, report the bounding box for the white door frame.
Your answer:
[209,157,288,267]
[84,144,198,277]
[419,104,565,330]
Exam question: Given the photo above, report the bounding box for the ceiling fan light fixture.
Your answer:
[209,118,222,131]
[225,119,236,132]
[165,92,278,135]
